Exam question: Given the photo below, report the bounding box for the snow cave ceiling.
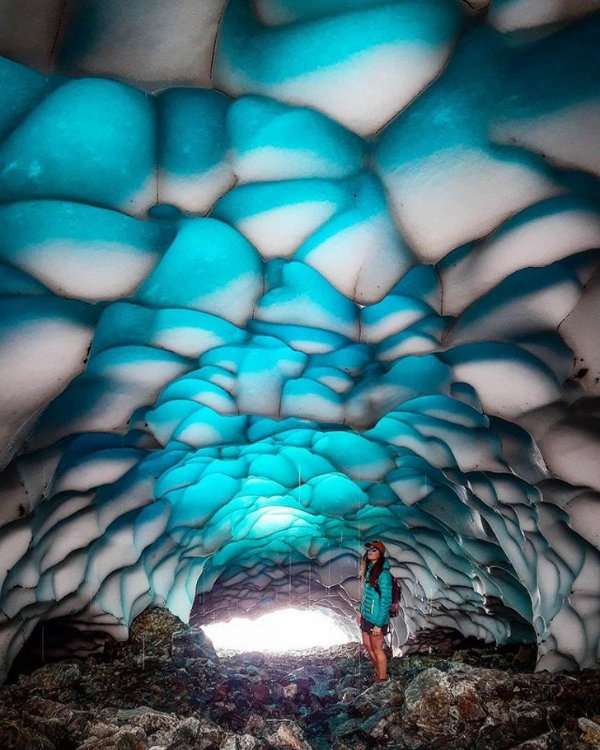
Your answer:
[0,0,600,680]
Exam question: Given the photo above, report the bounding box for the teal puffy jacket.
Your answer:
[360,560,392,626]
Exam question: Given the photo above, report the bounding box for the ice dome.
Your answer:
[0,0,599,682]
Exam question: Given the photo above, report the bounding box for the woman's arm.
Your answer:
[372,570,393,625]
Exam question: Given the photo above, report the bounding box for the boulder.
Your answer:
[265,721,313,750]
[171,627,218,666]
[580,717,600,748]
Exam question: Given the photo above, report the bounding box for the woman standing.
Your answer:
[357,540,392,681]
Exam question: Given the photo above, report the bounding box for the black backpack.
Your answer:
[390,576,401,617]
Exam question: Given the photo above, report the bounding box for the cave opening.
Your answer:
[202,607,354,653]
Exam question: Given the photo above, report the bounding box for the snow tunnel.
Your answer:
[0,0,600,682]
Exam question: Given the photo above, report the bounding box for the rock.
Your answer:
[251,680,270,705]
[172,716,200,741]
[115,706,178,735]
[244,713,266,735]
[402,627,487,659]
[22,714,70,747]
[76,706,223,750]
[580,717,600,748]
[89,721,118,738]
[332,717,363,739]
[360,709,395,741]
[24,695,77,722]
[510,731,562,749]
[0,718,56,750]
[26,662,81,691]
[512,645,537,671]
[266,721,313,750]
[509,702,547,741]
[282,683,298,700]
[402,664,509,746]
[128,608,186,653]
[338,675,357,690]
[349,681,403,718]
[339,688,358,704]
[171,626,218,666]
[221,734,262,749]
[192,718,226,749]
[4,629,600,750]
[77,725,147,750]
[114,727,147,750]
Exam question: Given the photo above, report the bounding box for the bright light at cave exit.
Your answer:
[203,608,353,652]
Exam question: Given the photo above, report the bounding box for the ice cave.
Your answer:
[1,1,600,738]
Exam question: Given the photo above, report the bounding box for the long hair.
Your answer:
[361,551,385,592]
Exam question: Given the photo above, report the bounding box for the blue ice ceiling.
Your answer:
[0,0,600,681]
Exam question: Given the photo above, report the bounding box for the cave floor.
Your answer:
[2,610,600,749]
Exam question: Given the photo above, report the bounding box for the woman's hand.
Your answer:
[355,611,361,624]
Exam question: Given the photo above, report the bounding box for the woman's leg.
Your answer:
[371,631,388,680]
[362,630,376,666]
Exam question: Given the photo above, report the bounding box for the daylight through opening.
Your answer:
[202,608,354,653]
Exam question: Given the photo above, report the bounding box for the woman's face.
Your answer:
[366,546,381,562]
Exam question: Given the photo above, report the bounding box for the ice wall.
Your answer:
[0,0,599,681]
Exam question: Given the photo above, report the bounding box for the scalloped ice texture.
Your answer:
[0,0,599,682]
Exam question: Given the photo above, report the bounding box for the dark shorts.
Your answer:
[360,616,389,636]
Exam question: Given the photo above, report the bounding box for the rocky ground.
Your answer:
[1,609,600,750]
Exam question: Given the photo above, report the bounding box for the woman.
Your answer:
[357,540,392,681]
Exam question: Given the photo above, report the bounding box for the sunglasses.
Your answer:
[366,546,379,552]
